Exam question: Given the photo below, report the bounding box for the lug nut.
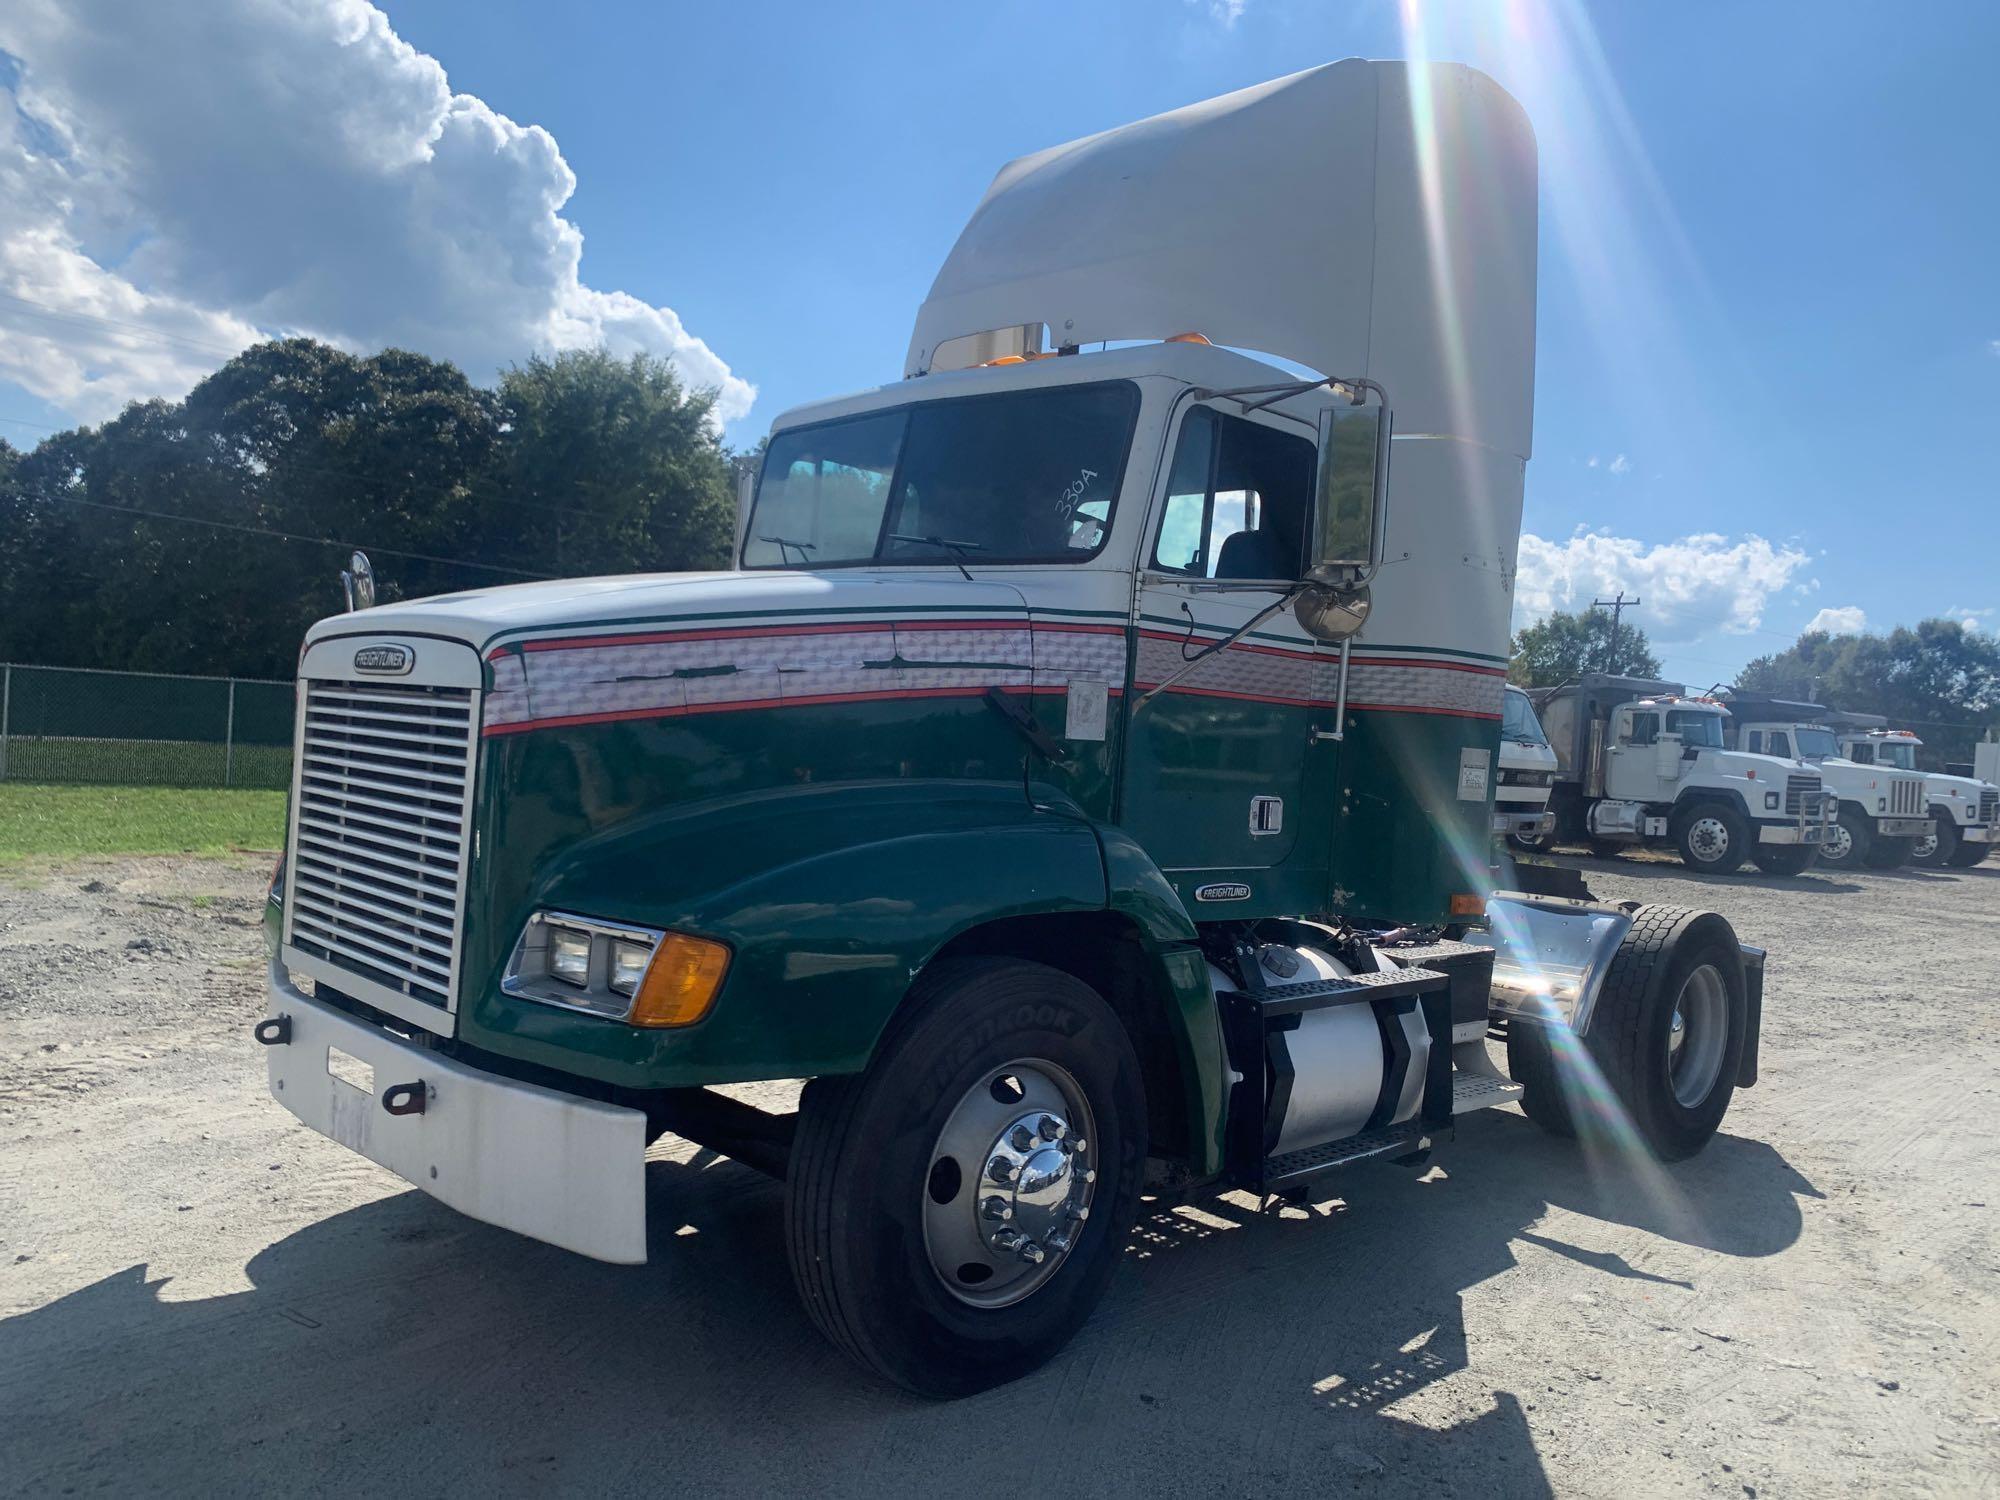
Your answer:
[1009,1125,1037,1153]
[1081,1170,1096,1185]
[1068,1204,1090,1222]
[1018,1240,1046,1265]
[1047,1230,1072,1253]
[981,1196,1012,1222]
[992,1227,1024,1252]
[988,1156,1016,1184]
[1037,1114,1066,1143]
[1069,1137,1087,1155]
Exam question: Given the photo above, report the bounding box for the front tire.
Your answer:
[1751,844,1817,877]
[1509,904,1745,1160]
[785,957,1146,1397]
[1818,807,1872,869]
[1910,815,1960,869]
[1673,802,1749,875]
[1946,839,1990,868]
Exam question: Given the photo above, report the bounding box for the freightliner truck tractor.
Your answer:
[1497,684,1559,848]
[1827,712,1998,869]
[251,62,1773,1396]
[1530,676,1831,876]
[1719,692,1930,871]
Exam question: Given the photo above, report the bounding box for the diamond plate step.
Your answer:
[1451,1074,1525,1115]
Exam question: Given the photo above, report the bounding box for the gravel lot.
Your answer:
[2,851,1996,1497]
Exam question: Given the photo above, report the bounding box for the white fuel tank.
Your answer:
[1256,944,1430,1155]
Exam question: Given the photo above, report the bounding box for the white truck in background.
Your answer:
[1496,684,1558,847]
[1718,692,1930,871]
[1530,675,1832,876]
[1827,714,1997,869]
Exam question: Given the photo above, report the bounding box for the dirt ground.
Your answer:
[1,850,1996,1498]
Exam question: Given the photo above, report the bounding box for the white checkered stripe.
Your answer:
[1345,658,1505,718]
[1134,632,1315,703]
[484,617,1123,733]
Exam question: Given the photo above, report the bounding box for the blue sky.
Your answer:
[2,1,1994,685]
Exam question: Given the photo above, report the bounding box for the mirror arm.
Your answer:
[1132,585,1306,714]
[1193,375,1388,415]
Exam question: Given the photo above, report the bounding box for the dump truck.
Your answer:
[1826,713,1997,869]
[253,61,1771,1397]
[1497,684,1558,847]
[1530,675,1831,876]
[1718,691,1929,870]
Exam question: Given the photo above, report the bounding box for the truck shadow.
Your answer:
[0,1115,1817,1497]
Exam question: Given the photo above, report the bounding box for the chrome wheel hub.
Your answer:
[1912,830,1937,860]
[1823,823,1853,861]
[1689,816,1730,862]
[1667,963,1727,1108]
[922,1061,1097,1308]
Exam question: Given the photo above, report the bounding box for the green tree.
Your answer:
[1738,619,2000,765]
[1509,608,1662,687]
[488,349,735,579]
[0,338,739,679]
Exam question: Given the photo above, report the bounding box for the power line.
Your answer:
[0,291,251,361]
[34,494,554,580]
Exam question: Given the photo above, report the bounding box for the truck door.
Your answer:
[1117,402,1324,913]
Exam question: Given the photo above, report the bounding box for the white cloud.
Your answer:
[1585,454,1599,468]
[1944,605,1993,633]
[1804,605,1867,636]
[1607,453,1631,476]
[1514,527,1811,644]
[1188,0,1251,26]
[1988,339,2000,357]
[0,0,752,427]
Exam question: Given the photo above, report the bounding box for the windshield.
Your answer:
[1667,710,1724,749]
[1794,727,1838,759]
[1878,742,1917,770]
[1502,688,1548,745]
[742,381,1140,568]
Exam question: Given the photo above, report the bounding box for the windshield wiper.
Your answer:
[886,533,984,582]
[759,535,817,565]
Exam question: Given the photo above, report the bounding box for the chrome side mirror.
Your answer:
[341,550,376,613]
[1309,401,1391,579]
[1293,582,1371,642]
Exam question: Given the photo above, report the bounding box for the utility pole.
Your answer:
[1592,591,1641,673]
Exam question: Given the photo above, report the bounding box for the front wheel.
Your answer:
[1673,803,1749,875]
[1817,807,1871,869]
[785,957,1146,1397]
[1910,816,1960,869]
[1946,839,1991,868]
[1509,904,1745,1160]
[1751,844,1817,877]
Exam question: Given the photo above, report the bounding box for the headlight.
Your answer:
[1877,797,1886,812]
[609,940,653,997]
[1765,791,1780,810]
[548,926,593,987]
[503,912,729,1027]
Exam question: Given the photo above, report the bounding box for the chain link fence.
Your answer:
[0,664,294,789]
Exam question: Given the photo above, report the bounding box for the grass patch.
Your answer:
[0,737,291,789]
[0,782,285,861]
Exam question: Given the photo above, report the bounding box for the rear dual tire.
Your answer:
[1508,904,1746,1161]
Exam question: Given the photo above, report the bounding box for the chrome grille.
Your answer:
[1981,789,1999,825]
[1889,777,1925,817]
[1784,773,1823,817]
[287,679,475,1011]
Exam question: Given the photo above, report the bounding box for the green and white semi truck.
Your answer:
[255,61,1769,1396]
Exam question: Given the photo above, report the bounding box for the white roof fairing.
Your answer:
[906,59,1538,459]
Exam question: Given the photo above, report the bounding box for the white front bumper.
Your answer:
[1964,823,1998,845]
[263,968,647,1264]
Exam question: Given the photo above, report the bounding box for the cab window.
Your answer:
[1150,407,1314,580]
[1849,743,1875,765]
[1768,731,1791,758]
[1666,710,1724,749]
[1629,712,1659,745]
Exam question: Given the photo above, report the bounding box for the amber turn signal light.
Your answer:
[1449,893,1486,919]
[627,933,731,1028]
